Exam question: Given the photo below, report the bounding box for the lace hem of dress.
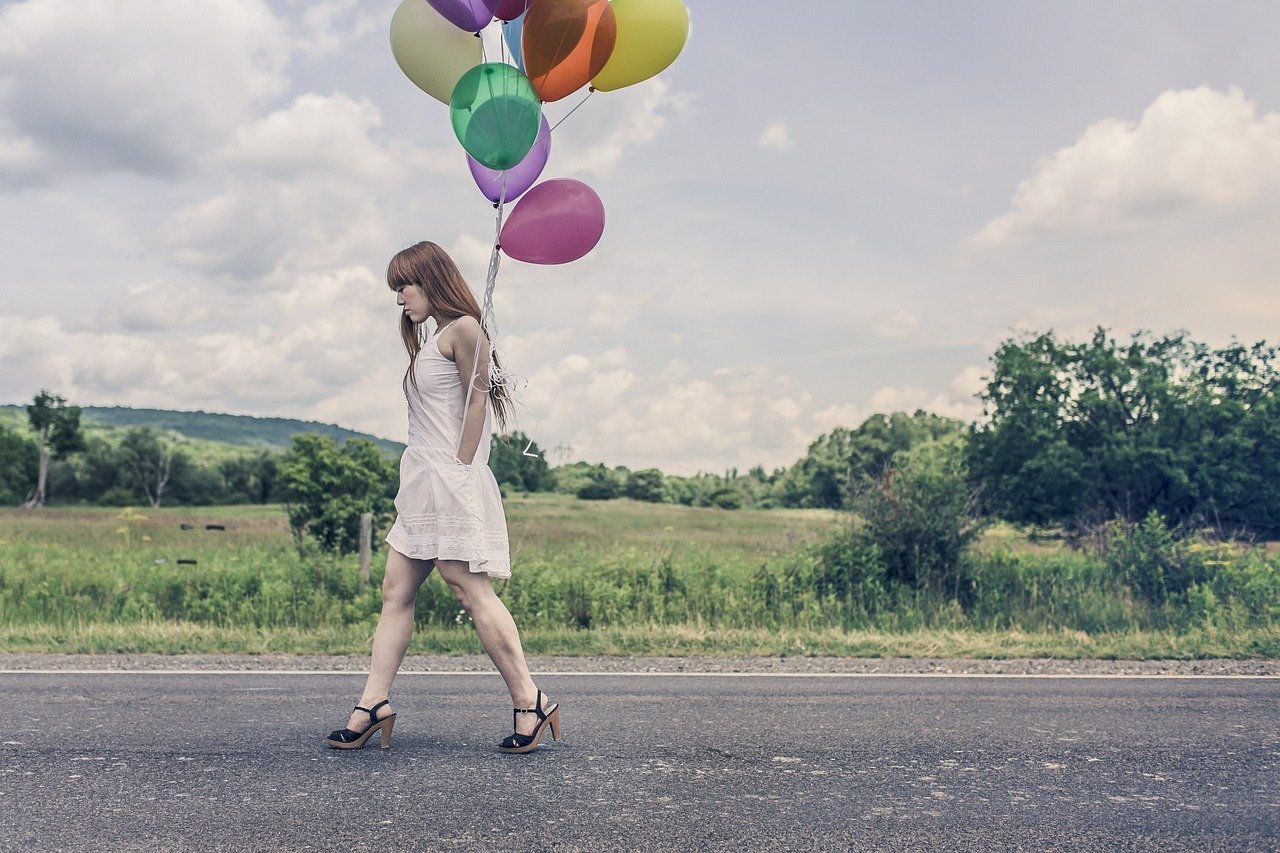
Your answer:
[385,515,511,578]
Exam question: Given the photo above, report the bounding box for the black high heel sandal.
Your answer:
[499,689,561,754]
[325,699,396,750]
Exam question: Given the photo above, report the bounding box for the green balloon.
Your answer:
[450,63,542,171]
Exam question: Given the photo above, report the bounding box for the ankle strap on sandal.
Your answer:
[513,689,545,717]
[354,699,391,723]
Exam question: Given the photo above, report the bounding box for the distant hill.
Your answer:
[0,404,405,456]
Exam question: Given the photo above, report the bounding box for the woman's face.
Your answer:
[395,283,430,325]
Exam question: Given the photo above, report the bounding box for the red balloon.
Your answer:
[522,0,616,102]
[500,179,605,264]
[494,0,530,21]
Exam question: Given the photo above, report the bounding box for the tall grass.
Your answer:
[0,498,1276,657]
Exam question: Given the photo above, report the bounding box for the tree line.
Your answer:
[5,327,1277,544]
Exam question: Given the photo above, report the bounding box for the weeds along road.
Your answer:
[1,670,1277,851]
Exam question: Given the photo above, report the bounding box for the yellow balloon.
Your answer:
[590,0,689,92]
[389,0,482,106]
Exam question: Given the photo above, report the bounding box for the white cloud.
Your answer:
[757,121,793,152]
[449,233,498,276]
[867,381,981,423]
[0,265,409,437]
[871,311,920,340]
[587,291,649,335]
[974,86,1280,245]
[507,350,879,474]
[0,0,289,183]
[494,327,571,376]
[554,79,693,177]
[811,402,864,435]
[222,92,406,184]
[949,365,988,400]
[161,93,433,282]
[98,279,214,333]
[296,0,380,58]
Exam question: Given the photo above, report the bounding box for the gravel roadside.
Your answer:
[2,652,1277,676]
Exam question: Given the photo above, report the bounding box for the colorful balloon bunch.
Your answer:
[389,0,690,266]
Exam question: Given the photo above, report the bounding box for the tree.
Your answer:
[278,434,397,554]
[771,428,853,508]
[623,468,664,502]
[969,328,1280,535]
[0,424,38,505]
[704,484,744,510]
[771,412,966,510]
[488,431,551,492]
[576,464,620,500]
[45,433,126,505]
[22,390,83,508]
[853,437,986,601]
[118,427,175,508]
[218,451,279,503]
[847,411,967,493]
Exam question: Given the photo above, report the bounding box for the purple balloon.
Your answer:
[426,0,499,32]
[500,178,605,264]
[468,115,550,203]
[494,0,530,21]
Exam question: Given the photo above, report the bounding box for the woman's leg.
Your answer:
[434,559,544,733]
[347,547,433,730]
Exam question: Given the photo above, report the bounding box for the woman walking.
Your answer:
[325,241,559,754]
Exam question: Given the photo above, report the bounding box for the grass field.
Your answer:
[0,496,1275,658]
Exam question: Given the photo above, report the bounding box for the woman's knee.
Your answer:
[381,573,416,609]
[447,582,471,612]
[438,561,493,613]
[381,551,429,609]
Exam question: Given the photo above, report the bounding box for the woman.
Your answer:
[325,241,559,754]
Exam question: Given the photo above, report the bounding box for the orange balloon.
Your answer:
[523,0,617,103]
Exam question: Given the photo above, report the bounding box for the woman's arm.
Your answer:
[445,315,491,465]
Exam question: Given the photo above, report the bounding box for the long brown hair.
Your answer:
[386,241,512,430]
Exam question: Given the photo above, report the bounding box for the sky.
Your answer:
[2,1,1278,475]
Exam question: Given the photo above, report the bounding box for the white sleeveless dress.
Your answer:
[384,321,511,578]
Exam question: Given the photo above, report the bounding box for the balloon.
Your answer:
[503,13,525,72]
[426,0,500,32]
[523,0,617,102]
[592,0,689,92]
[450,64,542,170]
[468,115,550,203]
[500,179,605,264]
[389,0,481,105]
[494,0,530,21]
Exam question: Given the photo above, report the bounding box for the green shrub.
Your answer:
[1102,511,1209,605]
[278,434,397,554]
[853,437,987,602]
[577,480,619,500]
[623,469,664,502]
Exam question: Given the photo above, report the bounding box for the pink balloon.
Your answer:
[494,0,531,21]
[467,115,550,203]
[500,179,605,264]
[427,0,499,32]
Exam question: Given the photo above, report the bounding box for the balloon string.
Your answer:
[550,88,595,133]
[482,171,506,358]
[459,171,527,459]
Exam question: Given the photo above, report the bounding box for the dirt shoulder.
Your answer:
[1,653,1277,676]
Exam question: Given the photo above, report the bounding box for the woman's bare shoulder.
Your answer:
[438,314,482,359]
[447,314,481,336]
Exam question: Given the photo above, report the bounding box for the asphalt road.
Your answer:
[1,671,1277,851]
